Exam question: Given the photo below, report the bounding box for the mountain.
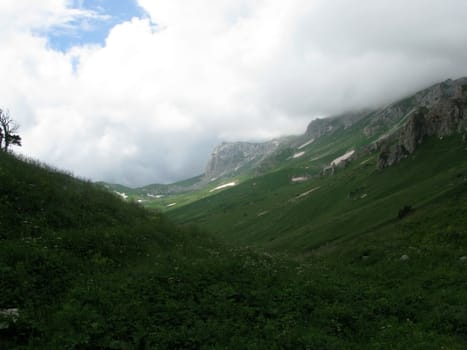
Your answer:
[106,77,466,212]
[166,77,467,249]
[200,78,466,183]
[204,139,283,181]
[98,174,205,200]
[3,78,467,349]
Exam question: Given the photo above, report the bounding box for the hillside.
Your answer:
[165,78,467,249]
[103,78,467,214]
[169,134,467,250]
[0,114,467,349]
[2,78,467,348]
[2,129,467,348]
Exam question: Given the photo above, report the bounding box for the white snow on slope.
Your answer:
[298,139,315,150]
[291,176,309,183]
[331,150,355,167]
[209,182,237,192]
[115,191,128,200]
[167,203,177,207]
[293,151,305,159]
[291,187,321,201]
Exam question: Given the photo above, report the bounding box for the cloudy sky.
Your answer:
[1,0,467,186]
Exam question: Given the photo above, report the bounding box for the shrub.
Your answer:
[398,205,413,219]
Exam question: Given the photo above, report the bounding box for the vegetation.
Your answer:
[1,134,466,347]
[0,109,22,152]
[169,135,467,250]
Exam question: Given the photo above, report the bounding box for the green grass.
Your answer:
[101,113,380,211]
[169,135,467,252]
[1,133,467,349]
[130,110,395,212]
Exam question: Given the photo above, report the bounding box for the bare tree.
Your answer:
[0,109,22,152]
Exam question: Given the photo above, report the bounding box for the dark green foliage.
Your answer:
[0,153,146,240]
[1,143,467,349]
[397,205,413,219]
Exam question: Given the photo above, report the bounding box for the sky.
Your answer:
[1,0,467,186]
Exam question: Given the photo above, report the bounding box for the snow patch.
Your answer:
[115,191,128,200]
[292,187,321,200]
[298,138,315,150]
[293,151,305,159]
[257,211,269,217]
[209,182,237,192]
[331,150,355,167]
[167,203,177,207]
[291,176,309,183]
[147,193,164,199]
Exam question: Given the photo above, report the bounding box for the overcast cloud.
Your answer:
[1,0,467,186]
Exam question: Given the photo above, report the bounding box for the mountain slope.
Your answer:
[105,78,467,213]
[2,150,467,349]
[167,78,467,249]
[3,75,467,349]
[169,134,467,250]
[204,139,284,180]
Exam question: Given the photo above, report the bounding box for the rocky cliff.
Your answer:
[375,78,467,168]
[306,112,366,140]
[203,78,467,180]
[204,140,282,180]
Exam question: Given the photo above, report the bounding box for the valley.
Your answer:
[1,78,467,349]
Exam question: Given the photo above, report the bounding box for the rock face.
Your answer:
[306,112,366,139]
[375,78,467,168]
[204,78,467,180]
[204,140,282,180]
[365,78,467,138]
[306,118,335,139]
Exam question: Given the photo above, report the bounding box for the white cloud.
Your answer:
[0,0,101,34]
[1,0,467,186]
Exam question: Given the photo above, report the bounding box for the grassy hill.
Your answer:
[1,135,467,349]
[169,134,467,249]
[167,133,467,348]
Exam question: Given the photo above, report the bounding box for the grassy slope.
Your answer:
[1,144,467,349]
[101,114,377,210]
[169,135,467,250]
[166,134,467,348]
[136,111,388,212]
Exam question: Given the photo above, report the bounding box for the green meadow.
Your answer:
[1,131,466,348]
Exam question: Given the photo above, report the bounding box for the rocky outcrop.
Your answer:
[364,78,467,138]
[377,143,410,169]
[376,78,467,168]
[203,78,467,180]
[306,118,335,139]
[205,79,467,179]
[306,112,366,140]
[204,140,282,180]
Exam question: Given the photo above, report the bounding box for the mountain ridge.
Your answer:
[103,77,467,206]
